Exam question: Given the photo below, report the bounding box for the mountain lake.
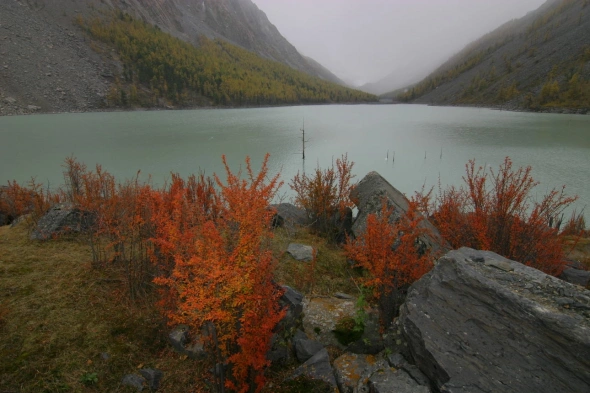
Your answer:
[1,104,589,214]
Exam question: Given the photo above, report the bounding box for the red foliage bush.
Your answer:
[426,157,577,276]
[345,199,435,328]
[0,179,59,226]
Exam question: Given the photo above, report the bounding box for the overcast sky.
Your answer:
[252,0,548,86]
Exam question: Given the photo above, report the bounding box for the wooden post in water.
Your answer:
[302,120,305,160]
[301,119,309,160]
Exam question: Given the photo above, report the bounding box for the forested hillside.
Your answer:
[390,0,590,112]
[0,0,356,115]
[81,14,376,107]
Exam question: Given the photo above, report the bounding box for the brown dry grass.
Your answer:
[0,221,199,392]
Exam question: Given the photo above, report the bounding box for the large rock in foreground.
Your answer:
[400,247,590,393]
[350,172,446,253]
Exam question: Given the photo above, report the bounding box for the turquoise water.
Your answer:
[1,104,588,213]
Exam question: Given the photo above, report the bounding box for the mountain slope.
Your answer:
[390,0,590,112]
[106,0,345,85]
[82,14,375,107]
[0,0,354,115]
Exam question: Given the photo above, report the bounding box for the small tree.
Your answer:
[290,154,355,241]
[345,199,434,328]
[153,155,285,393]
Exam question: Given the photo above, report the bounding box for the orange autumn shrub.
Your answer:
[290,154,355,241]
[152,155,284,393]
[428,157,577,276]
[345,199,434,328]
[0,179,58,226]
[61,157,158,298]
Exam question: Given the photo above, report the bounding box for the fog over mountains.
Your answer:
[253,0,549,93]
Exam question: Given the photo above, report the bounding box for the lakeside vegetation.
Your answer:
[0,155,587,392]
[78,13,376,109]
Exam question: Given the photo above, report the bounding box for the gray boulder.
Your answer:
[293,329,308,341]
[31,203,94,240]
[289,348,338,390]
[168,325,189,354]
[287,243,315,262]
[368,368,431,393]
[267,287,305,365]
[121,374,145,391]
[168,324,208,360]
[139,368,163,391]
[560,267,590,288]
[279,285,304,330]
[294,337,324,363]
[350,172,446,253]
[400,247,590,393]
[271,203,309,228]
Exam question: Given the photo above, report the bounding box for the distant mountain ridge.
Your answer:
[387,0,590,112]
[359,66,431,96]
[0,0,351,115]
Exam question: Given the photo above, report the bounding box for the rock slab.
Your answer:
[400,247,590,393]
[350,172,446,253]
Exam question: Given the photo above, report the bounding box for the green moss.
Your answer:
[333,316,364,346]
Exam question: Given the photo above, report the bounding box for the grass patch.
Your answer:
[0,222,198,392]
[272,227,360,297]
